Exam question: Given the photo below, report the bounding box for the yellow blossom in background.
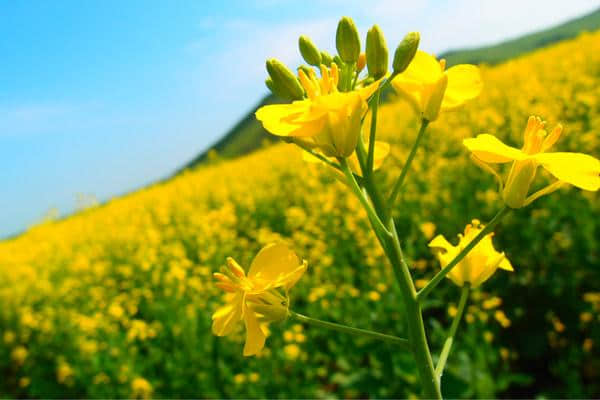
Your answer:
[212,243,307,356]
[131,377,153,399]
[256,64,380,157]
[11,346,28,366]
[392,50,482,121]
[429,219,513,287]
[464,115,600,208]
[420,221,436,240]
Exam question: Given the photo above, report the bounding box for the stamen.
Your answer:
[439,59,446,71]
[541,124,563,152]
[298,69,317,99]
[226,257,246,278]
[319,64,330,94]
[330,63,340,88]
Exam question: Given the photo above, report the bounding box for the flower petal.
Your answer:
[372,141,390,171]
[248,243,305,289]
[256,101,324,137]
[442,64,483,110]
[428,234,455,253]
[534,152,600,191]
[212,292,244,336]
[394,51,442,86]
[243,305,266,356]
[463,134,527,163]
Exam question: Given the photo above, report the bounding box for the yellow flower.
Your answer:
[256,64,380,157]
[428,219,513,288]
[392,50,482,121]
[463,116,600,208]
[131,377,153,399]
[212,243,307,356]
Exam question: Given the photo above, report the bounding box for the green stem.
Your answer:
[417,206,510,302]
[435,285,470,381]
[339,158,390,239]
[388,119,429,206]
[289,311,409,349]
[293,141,342,172]
[384,220,442,399]
[366,88,381,173]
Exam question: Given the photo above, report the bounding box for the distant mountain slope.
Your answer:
[181,8,600,171]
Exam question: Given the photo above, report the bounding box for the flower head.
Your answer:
[428,220,513,288]
[212,243,307,356]
[391,50,482,121]
[256,64,380,158]
[463,116,600,208]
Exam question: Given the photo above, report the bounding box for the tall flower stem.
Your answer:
[388,119,430,205]
[435,285,470,381]
[417,206,510,302]
[349,169,442,398]
[289,311,409,348]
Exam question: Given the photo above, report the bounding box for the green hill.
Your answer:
[182,8,600,171]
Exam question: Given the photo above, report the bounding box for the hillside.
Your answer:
[182,7,600,170]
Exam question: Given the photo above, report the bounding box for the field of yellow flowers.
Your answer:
[1,31,599,398]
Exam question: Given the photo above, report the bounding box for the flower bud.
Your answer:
[393,31,420,74]
[336,16,361,64]
[333,55,343,69]
[423,74,447,121]
[366,25,388,79]
[266,58,304,100]
[298,35,321,66]
[357,53,366,72]
[320,50,333,66]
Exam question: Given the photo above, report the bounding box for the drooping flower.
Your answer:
[391,50,482,121]
[463,116,600,208]
[212,243,307,356]
[429,219,513,288]
[256,64,380,158]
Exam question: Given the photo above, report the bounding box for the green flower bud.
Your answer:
[393,31,420,74]
[265,77,288,99]
[333,55,343,69]
[298,35,321,66]
[336,16,360,64]
[366,25,388,79]
[266,58,304,100]
[320,50,333,66]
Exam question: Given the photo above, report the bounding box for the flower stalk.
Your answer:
[435,284,470,381]
[289,311,410,349]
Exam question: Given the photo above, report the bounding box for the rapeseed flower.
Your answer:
[463,116,600,208]
[212,243,307,356]
[256,64,380,157]
[391,50,482,121]
[302,139,390,176]
[428,220,513,287]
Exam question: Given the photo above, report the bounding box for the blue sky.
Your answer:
[1,0,598,238]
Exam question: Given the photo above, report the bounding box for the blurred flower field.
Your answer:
[1,31,599,398]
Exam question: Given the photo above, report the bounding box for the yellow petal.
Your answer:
[442,64,482,110]
[428,234,455,253]
[534,152,600,191]
[372,141,390,171]
[499,257,514,271]
[212,292,243,336]
[248,243,305,289]
[463,134,527,163]
[242,305,266,356]
[357,78,384,101]
[394,51,442,86]
[256,101,324,137]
